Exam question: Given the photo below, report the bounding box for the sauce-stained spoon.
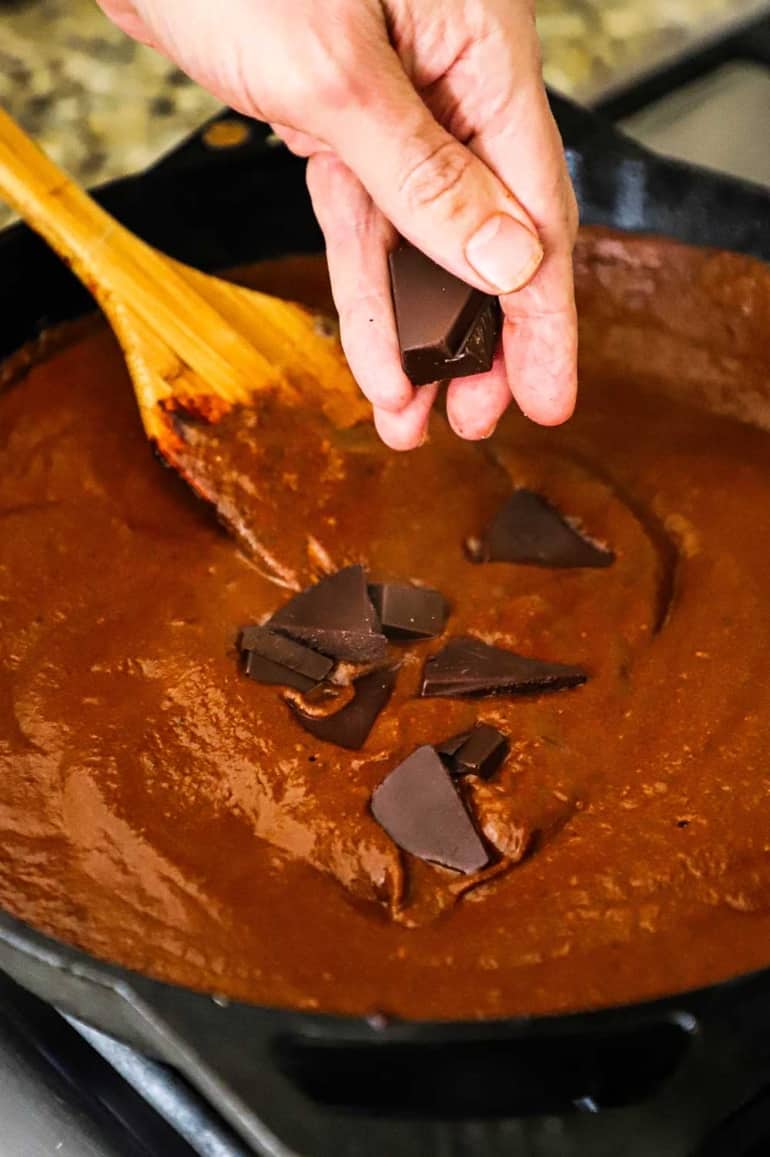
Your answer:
[0,107,369,581]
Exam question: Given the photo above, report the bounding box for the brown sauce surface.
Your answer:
[1,228,770,1020]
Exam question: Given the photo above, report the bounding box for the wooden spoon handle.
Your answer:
[0,105,153,294]
[0,107,279,396]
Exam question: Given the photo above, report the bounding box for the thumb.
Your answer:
[318,50,543,295]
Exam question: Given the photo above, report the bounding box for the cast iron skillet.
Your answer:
[1,94,769,1157]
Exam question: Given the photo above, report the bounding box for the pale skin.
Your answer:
[98,0,579,450]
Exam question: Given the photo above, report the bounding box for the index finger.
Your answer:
[306,151,415,416]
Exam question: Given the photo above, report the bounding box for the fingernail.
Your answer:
[465,214,543,293]
[451,420,496,442]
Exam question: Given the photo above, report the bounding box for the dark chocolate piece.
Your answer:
[371,745,489,873]
[438,723,508,779]
[421,636,587,699]
[244,650,315,692]
[288,665,398,750]
[435,731,471,762]
[241,633,333,693]
[239,626,333,692]
[389,241,501,386]
[472,490,614,568]
[270,565,387,663]
[367,582,449,640]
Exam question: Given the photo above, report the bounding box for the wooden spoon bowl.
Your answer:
[0,107,369,550]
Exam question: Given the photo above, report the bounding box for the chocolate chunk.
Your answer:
[244,651,316,692]
[389,241,501,386]
[368,582,449,641]
[421,636,587,699]
[435,731,471,762]
[270,565,387,663]
[288,665,398,750]
[438,723,508,779]
[239,626,333,692]
[472,490,614,568]
[371,745,489,874]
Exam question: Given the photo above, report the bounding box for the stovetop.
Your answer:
[1,15,769,1157]
[0,972,247,1157]
[593,8,770,185]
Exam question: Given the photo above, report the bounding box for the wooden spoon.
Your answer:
[0,108,368,576]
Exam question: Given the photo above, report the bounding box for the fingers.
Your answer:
[374,383,439,451]
[306,151,414,414]
[466,24,579,428]
[501,246,578,426]
[445,350,512,439]
[316,17,576,431]
[306,150,515,446]
[306,149,516,446]
[269,122,327,159]
[494,102,578,427]
[316,47,543,297]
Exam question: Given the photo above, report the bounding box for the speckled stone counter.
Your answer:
[0,0,768,228]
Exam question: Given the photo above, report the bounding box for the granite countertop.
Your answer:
[0,0,767,228]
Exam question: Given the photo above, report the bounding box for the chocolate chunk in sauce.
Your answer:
[422,636,587,699]
[469,490,614,568]
[438,723,509,779]
[270,565,387,663]
[239,626,333,692]
[368,582,449,640]
[388,241,501,386]
[371,745,490,873]
[435,731,471,762]
[288,664,398,750]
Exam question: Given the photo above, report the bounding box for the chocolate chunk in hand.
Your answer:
[288,664,398,750]
[470,490,614,568]
[240,626,333,692]
[371,745,489,874]
[422,636,587,699]
[368,582,449,641]
[270,565,387,663]
[388,241,501,386]
[438,723,509,779]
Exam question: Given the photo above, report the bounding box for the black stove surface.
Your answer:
[596,9,770,187]
[0,973,245,1157]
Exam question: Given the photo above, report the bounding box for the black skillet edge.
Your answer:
[3,905,770,1157]
[548,89,770,262]
[0,98,769,1156]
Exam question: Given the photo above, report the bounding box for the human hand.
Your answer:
[98,0,578,449]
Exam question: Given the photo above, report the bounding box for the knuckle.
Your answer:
[308,54,356,111]
[283,55,354,117]
[398,139,474,215]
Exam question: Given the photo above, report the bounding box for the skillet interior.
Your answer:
[0,226,769,1023]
